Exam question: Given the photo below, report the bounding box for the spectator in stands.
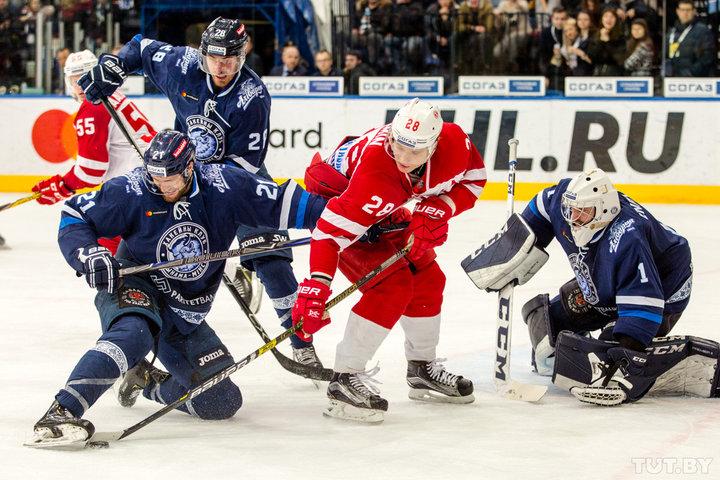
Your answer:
[343,49,375,95]
[457,0,494,74]
[536,0,561,19]
[539,7,568,76]
[389,0,426,74]
[425,0,457,73]
[269,44,308,76]
[244,33,264,76]
[587,8,625,76]
[574,10,595,75]
[548,17,582,89]
[665,0,716,77]
[624,18,654,76]
[52,47,70,93]
[314,49,341,76]
[580,0,601,26]
[0,0,19,82]
[493,0,531,66]
[352,0,392,71]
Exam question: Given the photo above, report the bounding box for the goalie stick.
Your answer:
[76,239,413,448]
[221,272,333,381]
[494,139,547,402]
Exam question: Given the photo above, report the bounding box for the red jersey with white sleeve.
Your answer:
[310,122,486,279]
[62,91,156,191]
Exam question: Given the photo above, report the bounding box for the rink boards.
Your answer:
[0,96,718,204]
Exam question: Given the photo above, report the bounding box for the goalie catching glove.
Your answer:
[461,213,548,292]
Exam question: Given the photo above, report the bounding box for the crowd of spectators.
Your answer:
[329,0,719,92]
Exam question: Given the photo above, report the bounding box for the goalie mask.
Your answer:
[199,17,248,77]
[64,50,98,101]
[561,169,621,247]
[389,98,443,164]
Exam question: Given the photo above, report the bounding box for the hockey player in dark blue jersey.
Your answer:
[462,169,719,406]
[27,130,326,448]
[77,17,325,371]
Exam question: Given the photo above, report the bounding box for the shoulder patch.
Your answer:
[202,164,230,193]
[124,169,145,196]
[236,78,265,111]
[608,218,636,254]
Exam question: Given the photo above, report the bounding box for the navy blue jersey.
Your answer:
[522,179,692,345]
[119,35,270,169]
[58,163,324,334]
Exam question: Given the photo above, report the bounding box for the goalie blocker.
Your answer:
[461,213,548,292]
[552,331,720,406]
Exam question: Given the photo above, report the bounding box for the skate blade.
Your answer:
[248,278,263,314]
[323,399,385,423]
[24,425,91,450]
[408,388,475,404]
[497,380,547,402]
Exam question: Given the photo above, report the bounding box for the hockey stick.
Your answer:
[100,96,145,159]
[494,139,548,402]
[221,272,334,381]
[88,239,412,445]
[0,192,41,213]
[119,237,311,277]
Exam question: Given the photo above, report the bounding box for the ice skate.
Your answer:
[293,344,325,389]
[116,359,170,408]
[407,358,475,404]
[232,264,263,314]
[25,401,95,449]
[324,367,387,423]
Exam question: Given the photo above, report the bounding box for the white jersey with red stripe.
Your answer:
[310,122,487,278]
[63,92,157,190]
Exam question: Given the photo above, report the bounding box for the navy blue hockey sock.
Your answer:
[55,315,154,417]
[144,377,242,420]
[252,257,309,348]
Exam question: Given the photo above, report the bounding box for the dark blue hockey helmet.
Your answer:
[143,129,195,181]
[201,17,248,57]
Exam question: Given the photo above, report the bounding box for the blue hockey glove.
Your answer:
[77,246,122,294]
[77,54,127,103]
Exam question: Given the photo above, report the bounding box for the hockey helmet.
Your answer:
[390,98,443,155]
[64,50,98,100]
[143,129,196,190]
[561,169,621,247]
[199,17,248,75]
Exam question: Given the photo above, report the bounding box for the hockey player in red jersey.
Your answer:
[293,98,487,422]
[31,50,156,253]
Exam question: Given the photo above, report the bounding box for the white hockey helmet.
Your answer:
[561,169,621,247]
[390,98,443,155]
[64,50,98,100]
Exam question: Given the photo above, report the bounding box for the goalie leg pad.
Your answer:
[553,332,720,403]
[522,294,557,376]
[461,213,548,291]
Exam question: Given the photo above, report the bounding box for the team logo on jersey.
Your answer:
[119,288,152,308]
[157,222,210,281]
[568,252,599,305]
[186,115,225,162]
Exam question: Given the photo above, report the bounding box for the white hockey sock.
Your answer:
[400,314,441,362]
[334,311,391,373]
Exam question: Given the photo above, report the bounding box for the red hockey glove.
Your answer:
[406,197,452,264]
[292,278,332,341]
[32,174,75,205]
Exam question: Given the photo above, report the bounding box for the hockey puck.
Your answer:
[86,440,110,449]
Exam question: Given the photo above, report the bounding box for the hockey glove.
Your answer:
[78,54,127,104]
[405,197,452,264]
[78,246,122,294]
[292,278,332,341]
[360,207,412,243]
[32,174,75,205]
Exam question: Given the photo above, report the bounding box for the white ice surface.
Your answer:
[0,195,718,480]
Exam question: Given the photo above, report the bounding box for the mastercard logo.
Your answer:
[31,109,78,164]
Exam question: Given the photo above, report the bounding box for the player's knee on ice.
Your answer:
[188,378,242,420]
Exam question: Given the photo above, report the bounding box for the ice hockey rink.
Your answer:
[0,195,718,479]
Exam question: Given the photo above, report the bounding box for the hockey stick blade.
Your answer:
[498,380,547,402]
[222,273,333,381]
